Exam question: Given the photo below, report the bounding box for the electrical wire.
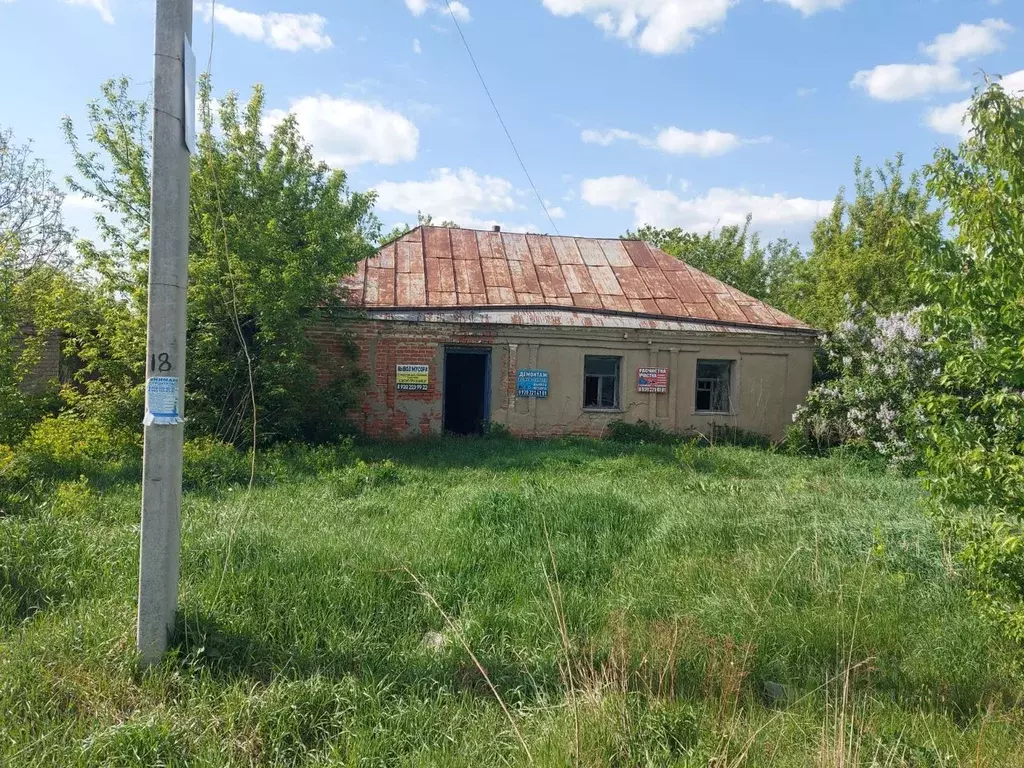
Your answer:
[202,0,259,611]
[442,0,561,235]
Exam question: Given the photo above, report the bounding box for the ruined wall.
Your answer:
[311,319,815,441]
[15,326,61,393]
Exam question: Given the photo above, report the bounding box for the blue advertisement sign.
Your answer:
[517,369,549,398]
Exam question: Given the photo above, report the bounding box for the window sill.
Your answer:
[694,411,736,417]
[583,407,625,413]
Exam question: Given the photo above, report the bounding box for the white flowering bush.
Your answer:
[790,303,937,472]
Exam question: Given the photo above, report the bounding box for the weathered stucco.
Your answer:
[312,317,815,441]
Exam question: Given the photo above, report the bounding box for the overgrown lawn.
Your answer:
[2,438,1021,766]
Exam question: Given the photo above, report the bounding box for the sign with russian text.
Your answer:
[516,369,549,398]
[637,367,669,394]
[396,364,429,392]
[144,376,182,426]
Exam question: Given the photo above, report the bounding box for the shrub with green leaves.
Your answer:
[791,302,936,472]
[606,419,679,446]
[13,414,137,481]
[182,437,253,491]
[60,77,377,447]
[911,81,1024,640]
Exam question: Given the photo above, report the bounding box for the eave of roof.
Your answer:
[339,225,815,333]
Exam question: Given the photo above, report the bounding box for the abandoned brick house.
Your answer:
[313,226,817,440]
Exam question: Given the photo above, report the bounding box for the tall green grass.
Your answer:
[2,438,1021,766]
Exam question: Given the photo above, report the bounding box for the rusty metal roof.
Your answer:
[341,226,813,332]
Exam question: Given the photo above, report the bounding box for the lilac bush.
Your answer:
[791,302,937,472]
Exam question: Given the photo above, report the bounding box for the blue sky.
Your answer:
[2,0,1022,246]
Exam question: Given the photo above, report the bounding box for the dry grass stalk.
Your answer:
[403,566,535,766]
[541,518,581,765]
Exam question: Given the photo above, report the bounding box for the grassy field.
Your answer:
[1,437,1022,766]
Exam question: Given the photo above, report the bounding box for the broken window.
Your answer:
[695,360,733,413]
[584,356,620,409]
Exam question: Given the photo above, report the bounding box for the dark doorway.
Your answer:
[444,348,490,436]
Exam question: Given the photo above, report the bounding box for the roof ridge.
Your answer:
[413,224,649,243]
[377,224,425,249]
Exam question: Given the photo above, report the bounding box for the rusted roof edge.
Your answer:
[376,224,426,250]
[364,303,820,336]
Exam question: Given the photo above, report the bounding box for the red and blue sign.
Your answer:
[637,367,669,393]
[517,369,549,398]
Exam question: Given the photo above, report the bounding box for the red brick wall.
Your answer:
[16,326,61,393]
[310,319,496,438]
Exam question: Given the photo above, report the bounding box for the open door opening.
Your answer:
[444,348,490,436]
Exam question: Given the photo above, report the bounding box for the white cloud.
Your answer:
[796,87,817,97]
[375,168,520,228]
[996,69,1024,92]
[541,0,737,55]
[200,3,332,52]
[925,98,972,138]
[581,176,832,231]
[62,0,114,24]
[265,96,419,167]
[63,193,104,213]
[856,19,1013,105]
[407,0,472,23]
[582,126,766,157]
[544,200,567,219]
[851,62,967,101]
[581,128,644,147]
[766,0,851,15]
[657,127,748,155]
[446,1,471,22]
[921,18,1012,63]
[413,38,422,53]
[542,0,839,54]
[926,69,1024,137]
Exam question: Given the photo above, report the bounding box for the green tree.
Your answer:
[912,81,1024,640]
[0,126,70,442]
[61,77,378,445]
[797,155,940,329]
[381,211,459,244]
[762,237,806,316]
[0,125,71,272]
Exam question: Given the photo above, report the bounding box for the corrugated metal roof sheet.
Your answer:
[340,226,814,332]
[365,308,813,335]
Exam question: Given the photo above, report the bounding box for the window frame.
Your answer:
[694,359,735,414]
[583,355,622,411]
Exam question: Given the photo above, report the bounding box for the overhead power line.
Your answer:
[443,1,562,236]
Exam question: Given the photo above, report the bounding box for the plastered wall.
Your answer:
[311,319,815,441]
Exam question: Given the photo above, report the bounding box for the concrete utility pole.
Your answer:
[137,0,193,667]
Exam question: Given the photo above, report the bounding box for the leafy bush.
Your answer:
[700,422,773,449]
[13,414,137,481]
[790,302,937,472]
[261,439,357,481]
[182,437,253,491]
[606,419,679,446]
[483,421,513,439]
[330,458,400,497]
[0,380,61,446]
[61,77,376,448]
[50,477,102,519]
[674,439,713,473]
[911,82,1024,641]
